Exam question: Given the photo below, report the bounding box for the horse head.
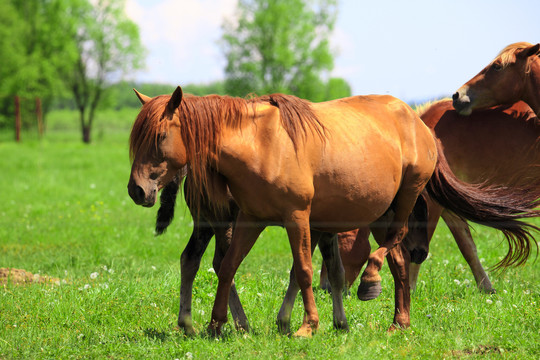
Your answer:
[453,42,540,115]
[128,86,187,207]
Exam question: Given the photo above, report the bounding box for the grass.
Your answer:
[0,115,538,359]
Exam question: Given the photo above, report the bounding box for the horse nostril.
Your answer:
[452,92,459,101]
[135,185,145,202]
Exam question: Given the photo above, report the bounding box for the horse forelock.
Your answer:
[129,95,171,162]
[495,42,535,73]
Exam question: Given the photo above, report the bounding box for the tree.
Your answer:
[63,0,144,143]
[222,0,350,101]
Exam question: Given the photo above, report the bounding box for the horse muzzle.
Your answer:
[127,178,157,207]
[410,248,428,264]
[452,87,473,115]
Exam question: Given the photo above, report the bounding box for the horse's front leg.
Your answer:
[276,230,320,335]
[213,221,250,332]
[285,209,318,337]
[386,243,411,330]
[208,211,264,337]
[178,221,214,335]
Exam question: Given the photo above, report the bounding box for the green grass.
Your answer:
[0,117,538,359]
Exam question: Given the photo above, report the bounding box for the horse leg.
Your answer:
[285,210,319,337]
[276,231,320,335]
[409,196,442,292]
[212,221,250,332]
[441,210,494,293]
[208,211,264,336]
[358,183,423,301]
[321,228,370,293]
[178,220,214,335]
[387,244,411,330]
[317,232,348,331]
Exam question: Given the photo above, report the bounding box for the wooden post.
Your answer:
[36,97,43,137]
[15,95,21,142]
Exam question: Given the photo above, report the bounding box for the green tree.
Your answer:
[62,0,144,143]
[222,0,350,101]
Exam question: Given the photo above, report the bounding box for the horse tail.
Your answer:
[425,138,540,269]
[155,172,182,235]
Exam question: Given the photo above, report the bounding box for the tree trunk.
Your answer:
[82,125,91,143]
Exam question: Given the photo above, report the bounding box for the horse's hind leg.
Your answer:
[178,220,214,335]
[317,232,348,331]
[386,244,411,330]
[213,222,250,332]
[358,176,427,301]
[441,210,494,293]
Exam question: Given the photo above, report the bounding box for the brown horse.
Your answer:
[453,42,540,116]
[323,100,540,294]
[156,171,431,335]
[128,88,539,336]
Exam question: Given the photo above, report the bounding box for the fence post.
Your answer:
[15,95,21,142]
[36,97,43,137]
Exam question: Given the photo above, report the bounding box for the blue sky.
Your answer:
[126,0,539,103]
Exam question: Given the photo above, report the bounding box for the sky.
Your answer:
[125,0,540,103]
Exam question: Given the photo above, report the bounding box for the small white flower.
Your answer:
[198,309,205,315]
[463,279,471,285]
[13,324,17,328]
[77,333,84,339]
[185,353,193,360]
[503,290,508,294]
[486,299,493,304]
[480,258,485,263]
[454,279,461,286]
[151,303,157,308]
[108,268,114,274]
[513,304,517,309]
[207,268,215,273]
[90,272,99,279]
[207,293,214,298]
[100,283,109,289]
[257,293,263,297]
[102,265,108,271]
[151,266,156,271]
[84,284,91,290]
[524,290,531,295]
[496,300,502,307]
[442,260,449,266]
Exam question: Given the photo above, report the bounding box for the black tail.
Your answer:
[155,173,181,235]
[426,139,540,269]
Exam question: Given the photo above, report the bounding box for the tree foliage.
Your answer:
[222,0,350,101]
[0,0,144,142]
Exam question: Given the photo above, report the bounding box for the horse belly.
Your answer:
[310,160,401,233]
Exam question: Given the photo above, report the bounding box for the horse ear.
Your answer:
[519,43,540,58]
[133,89,151,105]
[167,86,184,113]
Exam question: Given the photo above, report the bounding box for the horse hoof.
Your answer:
[293,324,314,338]
[357,281,382,301]
[207,321,223,338]
[276,320,291,335]
[333,320,349,332]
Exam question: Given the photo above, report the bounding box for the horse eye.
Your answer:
[492,63,503,71]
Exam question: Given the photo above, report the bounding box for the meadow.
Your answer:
[0,110,538,359]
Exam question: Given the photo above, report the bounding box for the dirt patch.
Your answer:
[0,268,61,286]
[451,345,505,357]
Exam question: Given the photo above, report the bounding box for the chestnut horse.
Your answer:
[322,100,540,294]
[128,88,539,336]
[453,42,540,116]
[154,173,430,335]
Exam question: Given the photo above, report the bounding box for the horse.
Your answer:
[321,99,540,294]
[453,42,540,116]
[128,87,539,337]
[154,170,431,335]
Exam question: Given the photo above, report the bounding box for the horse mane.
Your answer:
[129,92,326,213]
[414,98,450,118]
[494,42,535,73]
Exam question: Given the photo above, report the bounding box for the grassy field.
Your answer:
[0,113,538,359]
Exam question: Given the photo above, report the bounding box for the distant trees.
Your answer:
[0,0,144,143]
[222,0,350,101]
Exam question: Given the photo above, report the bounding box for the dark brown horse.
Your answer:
[128,88,539,336]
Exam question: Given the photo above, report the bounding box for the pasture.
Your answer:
[0,110,538,359]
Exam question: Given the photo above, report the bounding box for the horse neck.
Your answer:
[523,59,540,116]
